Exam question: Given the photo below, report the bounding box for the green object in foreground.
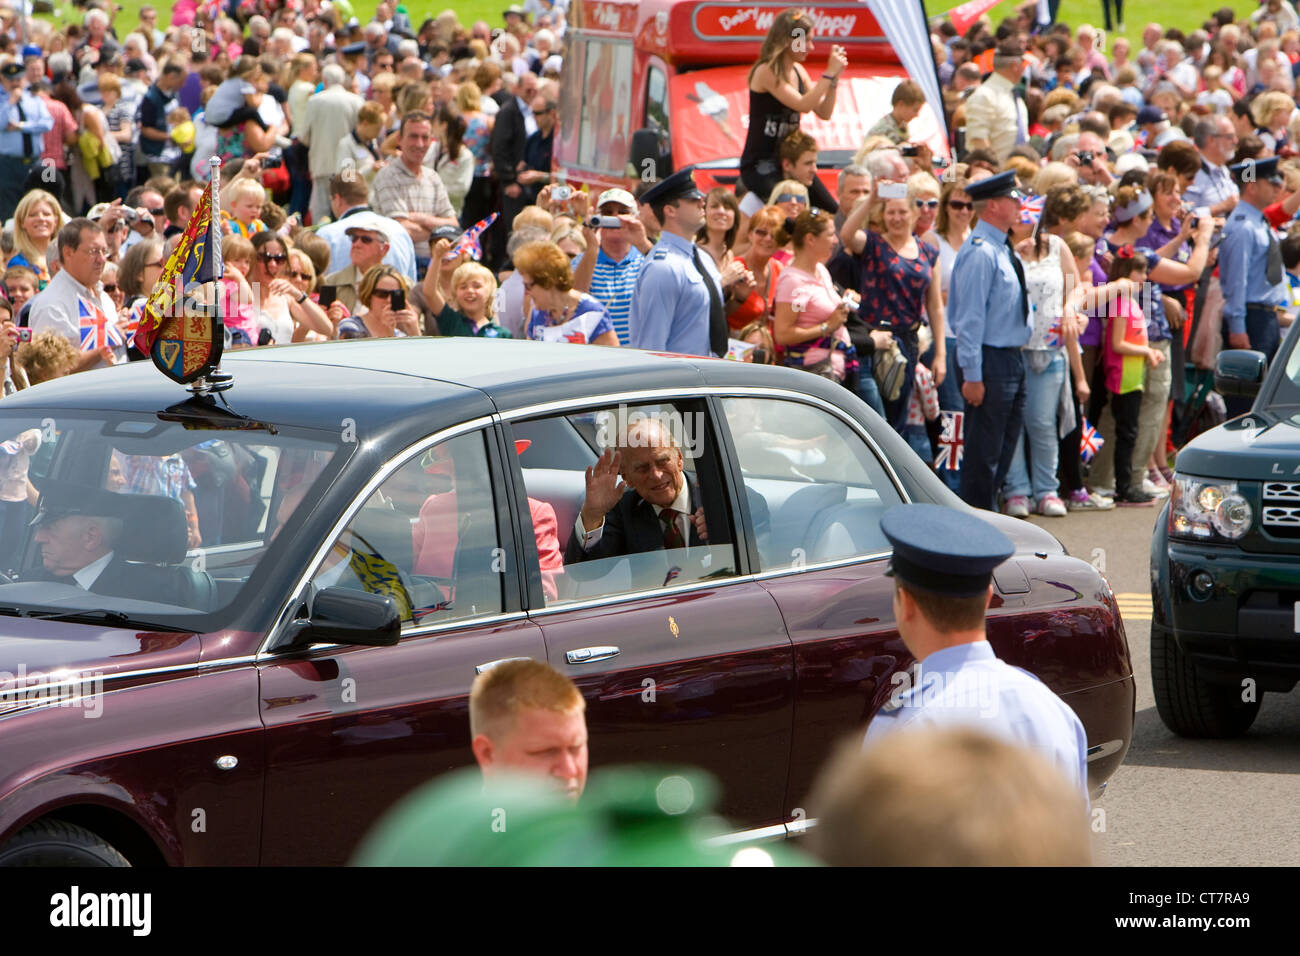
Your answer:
[353,766,816,866]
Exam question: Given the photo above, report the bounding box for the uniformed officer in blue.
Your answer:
[0,61,52,224]
[1219,155,1287,414]
[630,166,727,357]
[947,169,1032,513]
[864,503,1090,800]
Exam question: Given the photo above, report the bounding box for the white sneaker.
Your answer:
[1141,478,1171,499]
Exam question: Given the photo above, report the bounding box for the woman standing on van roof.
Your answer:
[738,8,848,222]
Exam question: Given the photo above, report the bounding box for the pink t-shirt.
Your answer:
[774,261,849,379]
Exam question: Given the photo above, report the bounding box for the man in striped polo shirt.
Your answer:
[573,188,654,346]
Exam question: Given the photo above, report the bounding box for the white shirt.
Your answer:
[73,550,115,590]
[518,95,538,138]
[28,269,125,368]
[575,479,690,551]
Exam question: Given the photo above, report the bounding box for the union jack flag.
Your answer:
[1043,320,1062,348]
[445,213,498,262]
[934,410,964,472]
[1018,194,1045,226]
[1081,418,1105,462]
[78,296,123,353]
[0,439,22,455]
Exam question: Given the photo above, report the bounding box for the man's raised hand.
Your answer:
[579,448,624,532]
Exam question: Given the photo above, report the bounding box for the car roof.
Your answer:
[4,340,841,431]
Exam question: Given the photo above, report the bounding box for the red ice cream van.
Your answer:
[554,0,949,196]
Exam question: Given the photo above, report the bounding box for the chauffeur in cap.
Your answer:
[26,480,156,600]
[864,503,1090,800]
[629,166,728,357]
[1220,155,1288,415]
[946,169,1033,513]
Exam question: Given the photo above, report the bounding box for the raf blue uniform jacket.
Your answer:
[0,91,53,159]
[1219,199,1287,336]
[947,218,1031,383]
[864,640,1090,802]
[629,231,718,356]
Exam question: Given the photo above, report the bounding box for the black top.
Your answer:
[739,68,805,172]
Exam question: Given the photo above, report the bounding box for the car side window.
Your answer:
[512,400,739,606]
[311,431,503,627]
[720,397,902,570]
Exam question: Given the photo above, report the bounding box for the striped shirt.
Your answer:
[579,246,643,346]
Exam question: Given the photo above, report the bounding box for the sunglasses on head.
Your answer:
[259,252,287,263]
[776,194,808,205]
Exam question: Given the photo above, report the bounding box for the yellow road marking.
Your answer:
[1114,592,1152,620]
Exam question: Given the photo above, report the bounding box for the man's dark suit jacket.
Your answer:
[490,96,528,189]
[34,555,163,603]
[564,489,704,565]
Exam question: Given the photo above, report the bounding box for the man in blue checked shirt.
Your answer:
[946,170,1032,513]
[0,61,53,223]
[1219,156,1290,418]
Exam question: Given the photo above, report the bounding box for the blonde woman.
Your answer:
[1252,89,1295,153]
[9,191,65,290]
[766,179,810,265]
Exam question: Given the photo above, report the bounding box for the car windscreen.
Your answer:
[0,409,344,628]
[1270,329,1300,409]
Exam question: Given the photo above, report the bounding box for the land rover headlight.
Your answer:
[1169,476,1253,541]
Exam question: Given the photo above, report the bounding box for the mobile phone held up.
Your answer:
[318,285,337,309]
[391,288,406,313]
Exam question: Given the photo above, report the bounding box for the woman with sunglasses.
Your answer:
[908,173,942,249]
[249,232,332,344]
[840,177,946,452]
[765,180,809,265]
[728,205,785,337]
[338,266,419,339]
[117,238,166,361]
[285,249,332,342]
[929,177,974,492]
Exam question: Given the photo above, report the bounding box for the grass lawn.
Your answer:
[39,0,1248,46]
[938,0,1249,44]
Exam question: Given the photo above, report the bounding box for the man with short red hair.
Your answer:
[469,659,588,802]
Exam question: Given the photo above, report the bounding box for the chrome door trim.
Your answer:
[1086,739,1125,762]
[701,817,820,849]
[258,415,499,660]
[498,384,912,504]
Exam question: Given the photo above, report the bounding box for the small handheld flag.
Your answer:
[934,410,964,472]
[77,296,124,353]
[1018,194,1045,226]
[1081,418,1105,463]
[444,213,498,261]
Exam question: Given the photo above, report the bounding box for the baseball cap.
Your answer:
[596,188,636,212]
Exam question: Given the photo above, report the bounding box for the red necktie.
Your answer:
[660,508,684,549]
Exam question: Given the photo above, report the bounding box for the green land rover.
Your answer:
[1152,329,1300,737]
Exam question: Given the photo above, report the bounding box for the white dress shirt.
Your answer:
[576,480,691,550]
[73,551,115,590]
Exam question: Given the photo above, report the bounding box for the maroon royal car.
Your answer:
[0,340,1134,864]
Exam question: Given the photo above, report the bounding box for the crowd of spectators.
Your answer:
[0,1,1296,521]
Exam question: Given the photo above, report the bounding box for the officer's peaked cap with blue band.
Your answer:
[880,503,1016,598]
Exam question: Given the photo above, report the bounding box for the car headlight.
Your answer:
[1169,475,1254,541]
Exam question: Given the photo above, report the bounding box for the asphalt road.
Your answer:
[1026,504,1300,866]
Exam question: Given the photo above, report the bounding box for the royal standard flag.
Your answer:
[136,163,225,383]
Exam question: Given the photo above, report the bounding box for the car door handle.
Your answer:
[565,646,620,664]
[475,656,535,675]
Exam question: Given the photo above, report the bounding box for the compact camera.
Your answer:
[552,184,572,201]
[585,216,623,229]
[1076,150,1095,166]
[262,147,284,169]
